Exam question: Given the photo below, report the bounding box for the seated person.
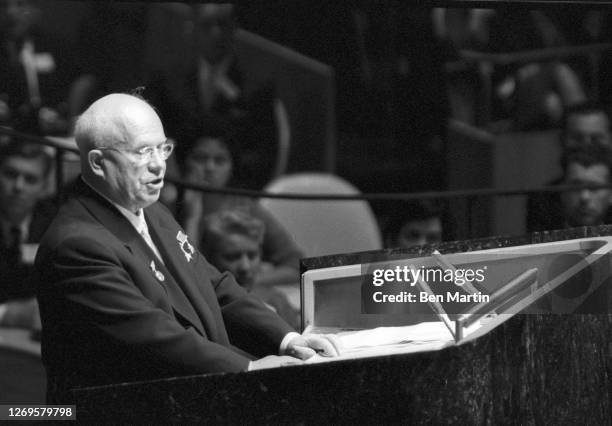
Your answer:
[529,144,612,231]
[527,102,612,232]
[384,200,443,248]
[479,9,587,130]
[559,145,612,228]
[200,209,300,329]
[180,127,304,288]
[147,3,288,190]
[0,139,55,329]
[0,0,75,135]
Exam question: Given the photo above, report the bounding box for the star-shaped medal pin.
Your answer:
[176,230,195,262]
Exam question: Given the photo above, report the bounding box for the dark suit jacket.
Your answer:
[35,180,293,402]
[0,199,57,302]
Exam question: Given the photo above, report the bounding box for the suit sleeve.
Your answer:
[193,253,295,358]
[37,234,251,375]
[252,203,303,269]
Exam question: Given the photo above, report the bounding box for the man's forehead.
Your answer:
[219,233,261,250]
[567,162,611,180]
[568,112,610,130]
[0,156,46,179]
[402,217,442,230]
[1,154,44,169]
[197,4,234,20]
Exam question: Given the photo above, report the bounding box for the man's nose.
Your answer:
[579,188,593,202]
[148,150,166,172]
[237,255,252,271]
[12,175,26,191]
[203,159,216,172]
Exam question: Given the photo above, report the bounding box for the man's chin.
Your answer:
[137,193,161,209]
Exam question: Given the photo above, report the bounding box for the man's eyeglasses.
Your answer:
[99,142,174,165]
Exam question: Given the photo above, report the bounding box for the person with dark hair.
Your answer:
[559,145,612,228]
[147,3,288,190]
[384,200,443,248]
[0,138,55,329]
[527,102,612,232]
[180,127,303,289]
[560,101,612,149]
[34,93,334,403]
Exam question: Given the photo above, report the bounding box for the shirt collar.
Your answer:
[81,176,146,234]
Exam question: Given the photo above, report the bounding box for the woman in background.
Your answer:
[180,127,303,289]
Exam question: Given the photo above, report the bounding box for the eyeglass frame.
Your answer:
[97,141,175,164]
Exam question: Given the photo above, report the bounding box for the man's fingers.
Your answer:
[289,345,316,360]
[249,355,304,370]
[305,335,339,357]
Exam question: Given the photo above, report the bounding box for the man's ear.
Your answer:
[88,150,105,178]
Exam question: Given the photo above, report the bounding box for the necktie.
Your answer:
[20,41,41,108]
[9,226,22,263]
[139,220,164,264]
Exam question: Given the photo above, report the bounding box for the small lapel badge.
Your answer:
[176,230,195,262]
[150,260,165,282]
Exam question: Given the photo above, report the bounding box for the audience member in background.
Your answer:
[0,140,55,329]
[147,3,289,190]
[559,145,612,228]
[201,209,264,291]
[68,3,149,125]
[384,200,443,248]
[560,101,612,149]
[527,102,612,232]
[487,9,587,130]
[180,127,303,289]
[200,209,300,329]
[0,0,75,135]
[435,7,586,130]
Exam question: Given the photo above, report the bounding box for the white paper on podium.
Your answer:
[304,322,455,364]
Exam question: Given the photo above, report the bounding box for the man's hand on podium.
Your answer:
[248,355,304,371]
[284,334,339,359]
[248,334,339,370]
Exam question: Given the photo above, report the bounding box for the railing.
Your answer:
[458,43,612,67]
[1,125,609,239]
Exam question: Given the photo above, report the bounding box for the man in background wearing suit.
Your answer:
[527,102,612,232]
[0,140,54,329]
[35,93,334,403]
[147,3,286,190]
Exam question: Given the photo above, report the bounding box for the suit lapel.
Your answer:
[73,180,206,336]
[145,208,223,343]
[28,200,57,243]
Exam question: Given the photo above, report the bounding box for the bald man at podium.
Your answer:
[35,93,335,403]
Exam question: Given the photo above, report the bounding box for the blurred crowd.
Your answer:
[3,2,612,331]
